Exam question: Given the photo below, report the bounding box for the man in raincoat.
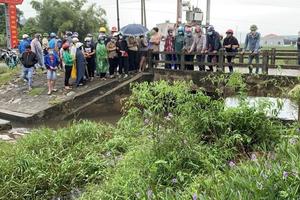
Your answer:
[75,42,86,86]
[175,26,185,69]
[31,33,44,70]
[96,35,109,80]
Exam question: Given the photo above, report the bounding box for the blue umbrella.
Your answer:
[120,24,149,36]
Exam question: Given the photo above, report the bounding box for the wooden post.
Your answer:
[239,49,244,67]
[180,51,185,70]
[271,48,276,66]
[148,50,153,69]
[262,50,269,74]
[218,49,225,72]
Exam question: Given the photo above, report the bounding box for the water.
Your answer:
[225,97,298,121]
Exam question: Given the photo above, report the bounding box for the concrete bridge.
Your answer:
[0,68,299,125]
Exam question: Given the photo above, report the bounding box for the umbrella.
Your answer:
[120,24,149,36]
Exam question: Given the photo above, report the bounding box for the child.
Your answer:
[62,43,73,90]
[44,48,60,95]
[20,44,38,90]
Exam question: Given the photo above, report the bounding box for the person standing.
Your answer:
[175,26,185,69]
[164,28,175,69]
[96,36,109,80]
[44,48,60,95]
[205,25,221,72]
[42,33,49,56]
[127,35,138,72]
[48,33,57,51]
[223,29,239,73]
[75,42,86,86]
[243,25,261,74]
[190,26,206,71]
[18,34,31,55]
[83,37,96,80]
[297,31,300,65]
[106,35,119,78]
[117,34,129,78]
[31,33,44,70]
[149,27,161,67]
[20,44,38,90]
[183,27,195,70]
[138,34,148,72]
[62,43,73,90]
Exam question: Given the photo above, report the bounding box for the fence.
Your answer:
[147,48,300,74]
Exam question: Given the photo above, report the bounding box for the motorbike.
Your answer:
[0,48,19,69]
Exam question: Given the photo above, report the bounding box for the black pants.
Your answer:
[119,56,129,74]
[86,59,95,78]
[226,56,235,73]
[165,53,176,69]
[128,50,138,72]
[185,54,194,70]
[207,55,219,71]
[176,54,181,69]
[109,57,118,75]
[65,65,72,86]
[196,55,205,71]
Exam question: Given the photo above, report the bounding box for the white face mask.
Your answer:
[207,32,213,36]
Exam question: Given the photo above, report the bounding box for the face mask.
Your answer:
[119,36,123,40]
[111,38,116,42]
[207,31,213,36]
[49,50,54,54]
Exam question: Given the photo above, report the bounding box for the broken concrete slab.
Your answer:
[0,119,12,131]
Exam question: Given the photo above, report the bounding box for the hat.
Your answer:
[62,43,70,50]
[226,29,234,34]
[76,42,83,48]
[250,25,258,31]
[72,37,79,43]
[84,37,92,42]
[22,34,29,39]
[99,27,107,33]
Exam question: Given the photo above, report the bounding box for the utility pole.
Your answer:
[176,0,182,25]
[206,0,211,26]
[143,0,147,27]
[141,0,144,25]
[116,0,120,30]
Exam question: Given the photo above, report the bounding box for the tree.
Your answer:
[25,0,107,40]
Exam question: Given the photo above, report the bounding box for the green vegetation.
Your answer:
[28,87,45,96]
[19,0,107,40]
[0,80,299,200]
[0,66,20,86]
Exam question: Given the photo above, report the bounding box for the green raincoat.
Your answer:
[96,42,109,74]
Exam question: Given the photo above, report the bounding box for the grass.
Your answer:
[28,87,45,96]
[0,65,20,86]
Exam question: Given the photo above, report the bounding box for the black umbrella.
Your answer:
[120,24,149,36]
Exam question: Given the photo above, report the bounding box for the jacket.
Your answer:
[18,39,30,54]
[223,36,239,52]
[206,31,221,52]
[175,34,184,52]
[44,52,59,70]
[244,32,261,53]
[183,36,194,51]
[20,50,38,68]
[164,35,175,52]
[190,34,206,52]
[62,50,74,66]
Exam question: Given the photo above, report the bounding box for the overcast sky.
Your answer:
[18,0,300,37]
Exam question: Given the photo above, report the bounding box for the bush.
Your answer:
[0,121,114,200]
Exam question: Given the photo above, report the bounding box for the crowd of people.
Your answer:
[17,24,264,94]
[18,27,149,94]
[153,24,262,73]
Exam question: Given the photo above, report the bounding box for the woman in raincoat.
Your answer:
[96,35,109,80]
[75,42,86,87]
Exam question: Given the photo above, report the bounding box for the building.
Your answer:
[261,34,298,46]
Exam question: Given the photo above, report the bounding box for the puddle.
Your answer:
[225,97,298,121]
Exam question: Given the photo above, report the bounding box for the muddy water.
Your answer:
[225,97,298,121]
